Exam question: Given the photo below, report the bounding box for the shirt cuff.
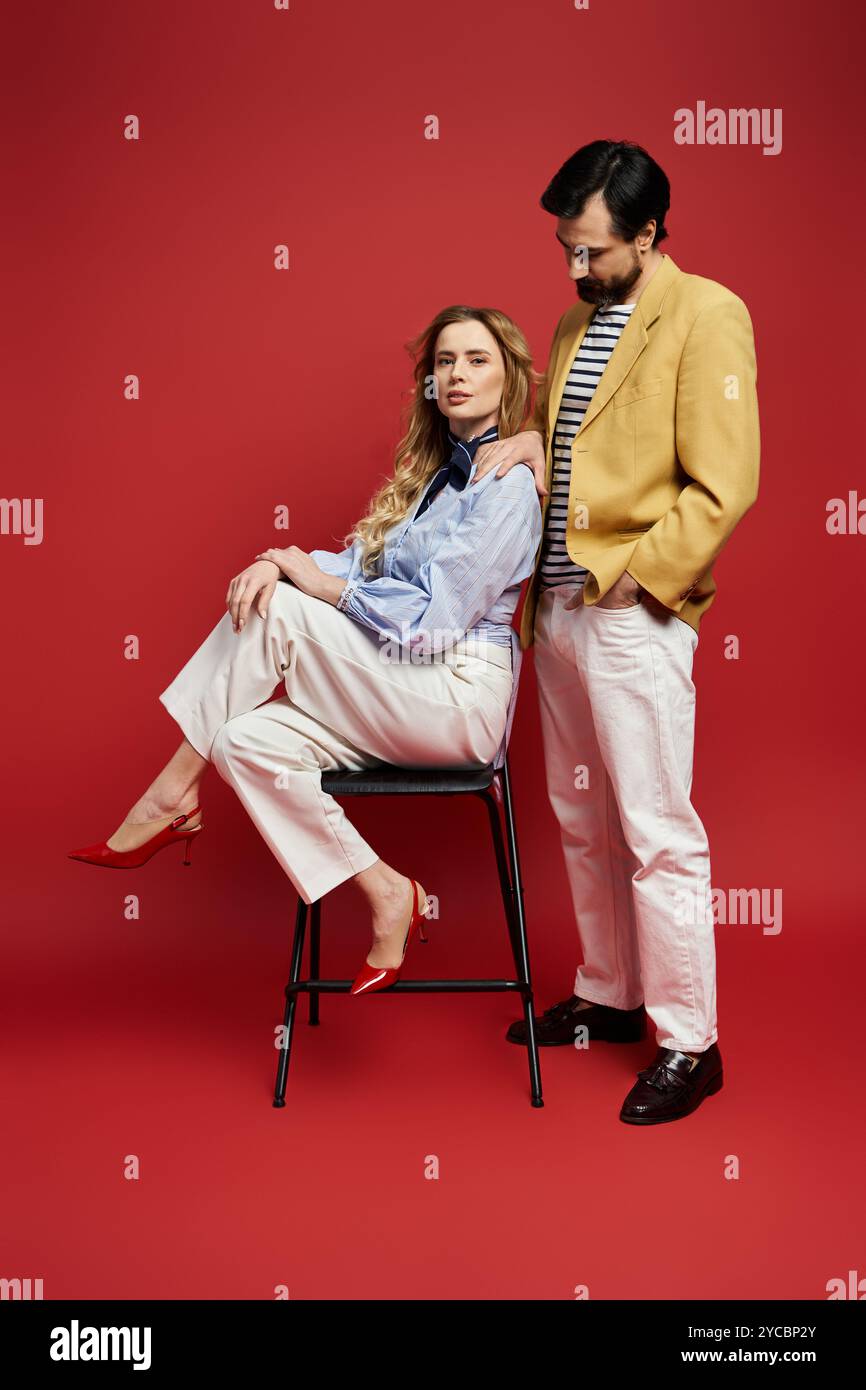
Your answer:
[336,578,359,613]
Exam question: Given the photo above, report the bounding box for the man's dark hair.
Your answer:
[540,140,670,247]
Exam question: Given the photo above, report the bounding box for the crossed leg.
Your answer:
[103,580,510,966]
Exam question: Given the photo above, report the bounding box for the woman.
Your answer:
[69,306,543,994]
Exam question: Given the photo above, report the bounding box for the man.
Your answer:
[473,140,760,1124]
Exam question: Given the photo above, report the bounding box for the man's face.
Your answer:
[554,192,646,308]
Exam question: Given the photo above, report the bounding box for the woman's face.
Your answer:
[432,319,505,438]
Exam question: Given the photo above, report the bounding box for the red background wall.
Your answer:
[3,0,864,1300]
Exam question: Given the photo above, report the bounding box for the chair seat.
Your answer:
[320,762,496,796]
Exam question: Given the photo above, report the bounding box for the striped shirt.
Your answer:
[307,427,543,656]
[538,301,637,591]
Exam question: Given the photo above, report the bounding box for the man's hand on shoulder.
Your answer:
[471,430,548,498]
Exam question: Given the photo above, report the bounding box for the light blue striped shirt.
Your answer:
[308,427,543,657]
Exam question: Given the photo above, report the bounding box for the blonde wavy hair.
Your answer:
[340,305,541,577]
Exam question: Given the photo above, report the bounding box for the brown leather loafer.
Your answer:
[619,1044,723,1124]
[506,993,646,1046]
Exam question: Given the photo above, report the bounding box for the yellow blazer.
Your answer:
[518,252,760,648]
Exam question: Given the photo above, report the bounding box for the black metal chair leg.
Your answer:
[480,787,524,974]
[308,899,321,1026]
[501,757,543,1108]
[273,897,308,1108]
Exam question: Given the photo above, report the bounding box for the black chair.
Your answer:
[272,637,543,1109]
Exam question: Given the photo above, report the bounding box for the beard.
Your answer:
[577,252,643,309]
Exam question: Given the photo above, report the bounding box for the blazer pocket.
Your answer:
[613,376,663,409]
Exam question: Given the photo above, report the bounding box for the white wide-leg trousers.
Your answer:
[157,581,514,904]
[533,582,716,1053]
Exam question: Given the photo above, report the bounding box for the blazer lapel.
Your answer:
[545,253,681,438]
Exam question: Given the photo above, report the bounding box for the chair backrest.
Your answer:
[492,628,523,771]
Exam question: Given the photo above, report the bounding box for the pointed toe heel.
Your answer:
[67,807,204,869]
[350,879,430,996]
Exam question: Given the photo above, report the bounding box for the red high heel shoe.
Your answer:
[350,879,430,996]
[67,807,203,868]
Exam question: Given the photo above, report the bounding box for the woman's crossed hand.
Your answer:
[225,560,279,633]
[225,547,332,633]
